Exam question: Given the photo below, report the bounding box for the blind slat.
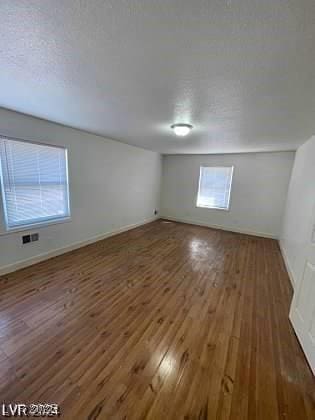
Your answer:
[0,137,70,229]
[197,166,233,210]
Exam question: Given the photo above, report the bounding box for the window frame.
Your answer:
[196,165,234,211]
[0,135,71,233]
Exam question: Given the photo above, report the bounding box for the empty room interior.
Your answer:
[0,1,315,419]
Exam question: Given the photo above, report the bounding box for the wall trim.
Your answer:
[161,215,278,239]
[279,240,296,289]
[0,216,158,276]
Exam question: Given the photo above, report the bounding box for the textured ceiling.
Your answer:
[0,0,315,154]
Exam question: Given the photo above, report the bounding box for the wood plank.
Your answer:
[0,220,313,419]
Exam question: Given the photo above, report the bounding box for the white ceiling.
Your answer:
[0,1,315,154]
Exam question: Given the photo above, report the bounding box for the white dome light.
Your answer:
[171,123,193,137]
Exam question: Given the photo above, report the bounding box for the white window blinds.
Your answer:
[197,166,233,210]
[0,137,70,229]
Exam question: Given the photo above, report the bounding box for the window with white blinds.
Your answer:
[196,166,233,210]
[0,137,70,229]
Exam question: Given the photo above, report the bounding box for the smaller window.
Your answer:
[0,136,70,230]
[196,166,233,210]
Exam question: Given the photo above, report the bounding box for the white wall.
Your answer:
[161,152,294,238]
[0,108,161,274]
[280,136,315,289]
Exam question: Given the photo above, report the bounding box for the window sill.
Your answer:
[0,217,72,236]
[196,204,230,212]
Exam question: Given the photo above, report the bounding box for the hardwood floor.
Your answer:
[0,220,314,419]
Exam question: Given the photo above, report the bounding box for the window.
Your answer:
[196,166,233,210]
[0,136,70,230]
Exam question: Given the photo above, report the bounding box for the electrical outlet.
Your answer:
[154,209,158,215]
[22,234,31,244]
[31,233,39,242]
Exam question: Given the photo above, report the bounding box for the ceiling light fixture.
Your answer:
[171,123,193,137]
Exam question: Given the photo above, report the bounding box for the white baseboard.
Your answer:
[161,215,278,239]
[0,216,158,276]
[279,240,296,289]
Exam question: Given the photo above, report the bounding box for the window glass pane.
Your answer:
[0,137,70,229]
[197,166,233,210]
